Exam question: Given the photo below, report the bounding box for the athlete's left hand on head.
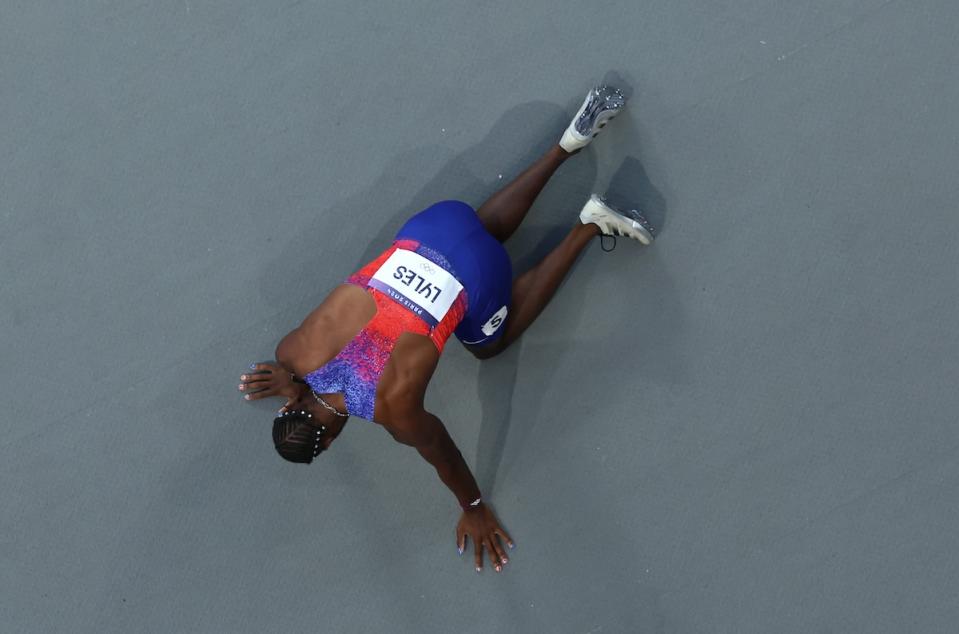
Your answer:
[238,362,302,409]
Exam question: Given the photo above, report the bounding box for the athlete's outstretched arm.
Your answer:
[384,410,514,573]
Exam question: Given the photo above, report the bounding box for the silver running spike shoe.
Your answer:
[559,86,627,153]
[579,194,655,245]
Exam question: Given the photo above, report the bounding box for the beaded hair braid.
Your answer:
[272,410,328,464]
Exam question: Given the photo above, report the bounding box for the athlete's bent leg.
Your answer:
[466,222,599,359]
[475,145,571,243]
[475,83,627,243]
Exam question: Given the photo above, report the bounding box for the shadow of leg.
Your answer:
[606,156,668,233]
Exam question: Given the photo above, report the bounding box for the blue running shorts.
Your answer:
[395,200,513,347]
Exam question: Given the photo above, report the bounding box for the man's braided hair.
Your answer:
[272,410,327,464]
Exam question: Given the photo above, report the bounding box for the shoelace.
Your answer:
[600,212,655,252]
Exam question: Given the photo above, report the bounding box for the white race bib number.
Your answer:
[481,305,508,336]
[369,249,464,326]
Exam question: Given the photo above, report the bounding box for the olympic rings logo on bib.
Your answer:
[368,249,464,327]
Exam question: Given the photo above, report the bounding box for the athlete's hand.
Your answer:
[456,502,514,573]
[238,362,305,409]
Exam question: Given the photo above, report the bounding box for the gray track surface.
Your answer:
[3,1,958,633]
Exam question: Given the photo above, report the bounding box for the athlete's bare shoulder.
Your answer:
[300,284,375,332]
[276,284,376,377]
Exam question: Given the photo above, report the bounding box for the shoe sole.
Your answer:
[570,86,627,141]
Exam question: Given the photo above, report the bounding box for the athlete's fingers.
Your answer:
[238,377,271,390]
[249,362,277,374]
[489,533,508,566]
[473,537,484,572]
[244,387,276,401]
[456,528,466,555]
[241,370,274,381]
[239,381,275,394]
[278,396,297,414]
[486,537,503,572]
[494,527,515,550]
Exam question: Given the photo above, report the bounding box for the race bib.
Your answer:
[481,305,509,336]
[368,249,464,327]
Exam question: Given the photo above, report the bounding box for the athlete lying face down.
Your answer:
[238,84,655,574]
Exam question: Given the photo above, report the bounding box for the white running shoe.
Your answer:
[579,194,655,245]
[559,85,627,153]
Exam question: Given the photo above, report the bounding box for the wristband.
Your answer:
[461,497,482,511]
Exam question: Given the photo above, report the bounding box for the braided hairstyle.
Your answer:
[272,410,327,464]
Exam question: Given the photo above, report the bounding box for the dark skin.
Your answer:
[240,144,603,573]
